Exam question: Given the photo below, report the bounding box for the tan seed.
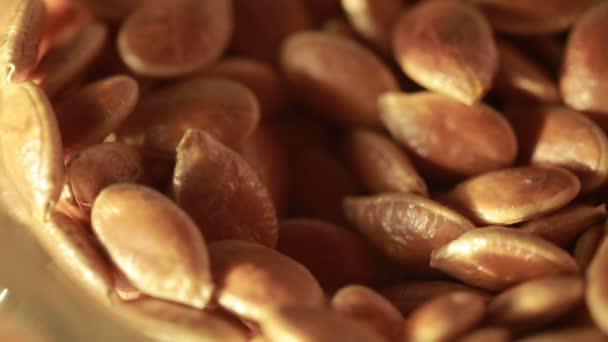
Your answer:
[574,224,606,272]
[36,211,113,300]
[231,0,312,65]
[32,20,107,98]
[487,275,584,332]
[54,74,139,153]
[113,270,143,301]
[209,240,325,322]
[0,313,48,342]
[331,285,405,342]
[440,165,581,225]
[114,297,248,342]
[117,77,260,158]
[392,0,498,104]
[430,226,579,291]
[278,218,389,292]
[586,237,608,334]
[172,129,279,248]
[91,183,214,309]
[0,81,64,220]
[344,193,474,272]
[457,327,510,342]
[281,31,398,127]
[117,0,232,77]
[341,0,405,51]
[379,92,518,179]
[518,326,607,342]
[406,291,486,342]
[494,39,560,103]
[561,2,608,121]
[474,0,598,36]
[261,306,385,342]
[203,57,286,120]
[342,129,428,196]
[380,281,490,315]
[0,0,45,83]
[518,204,606,247]
[66,142,146,215]
[507,105,608,193]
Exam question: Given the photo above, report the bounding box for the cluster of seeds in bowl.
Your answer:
[2,0,608,341]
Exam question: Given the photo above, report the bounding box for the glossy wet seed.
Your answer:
[208,240,325,322]
[392,0,498,104]
[0,81,64,220]
[406,291,487,342]
[91,183,214,309]
[440,165,581,225]
[430,226,579,291]
[380,92,518,179]
[0,0,45,83]
[172,129,279,248]
[340,0,404,52]
[486,275,584,332]
[344,193,474,272]
[117,0,232,77]
[343,129,428,196]
[331,285,405,342]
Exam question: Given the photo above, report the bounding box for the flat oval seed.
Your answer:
[518,204,606,247]
[118,0,232,77]
[341,0,404,51]
[406,292,486,342]
[172,130,279,248]
[36,211,113,300]
[494,39,560,103]
[281,31,398,127]
[379,92,517,179]
[457,327,510,342]
[380,281,490,315]
[238,126,289,217]
[32,20,107,98]
[561,2,608,121]
[507,105,608,193]
[518,327,606,342]
[487,275,584,332]
[231,0,312,65]
[474,0,597,36]
[203,58,286,120]
[66,142,146,215]
[54,75,139,153]
[343,129,428,196]
[343,193,474,272]
[331,285,405,342]
[440,165,581,225]
[277,218,388,292]
[586,237,608,334]
[574,224,605,272]
[430,226,579,291]
[117,77,260,158]
[209,240,325,322]
[91,183,214,309]
[114,297,247,342]
[0,0,45,83]
[0,81,64,220]
[73,0,141,22]
[392,1,498,104]
[261,307,385,342]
